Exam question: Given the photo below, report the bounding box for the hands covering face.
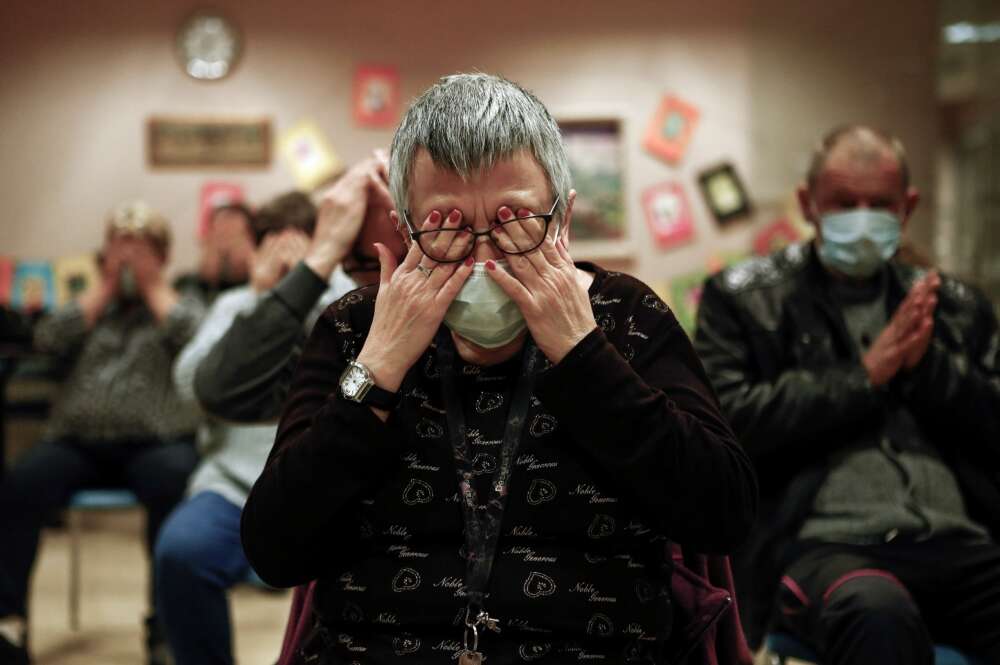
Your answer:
[863,270,940,387]
[127,237,168,294]
[356,197,596,394]
[484,205,596,364]
[355,210,476,393]
[103,235,166,298]
[305,150,395,280]
[201,212,255,284]
[251,229,311,293]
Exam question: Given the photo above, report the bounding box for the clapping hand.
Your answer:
[863,270,940,387]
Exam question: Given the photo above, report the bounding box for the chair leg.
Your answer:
[68,510,80,631]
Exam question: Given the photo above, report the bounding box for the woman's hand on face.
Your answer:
[356,210,474,391]
[486,206,597,364]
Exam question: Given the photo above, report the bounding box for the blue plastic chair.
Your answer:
[765,632,985,665]
[67,489,140,629]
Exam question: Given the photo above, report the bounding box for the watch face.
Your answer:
[341,364,369,400]
[176,12,242,81]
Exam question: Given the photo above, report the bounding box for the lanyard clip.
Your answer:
[465,606,502,633]
[469,609,501,634]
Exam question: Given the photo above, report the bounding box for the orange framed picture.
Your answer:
[643,95,700,165]
[353,65,401,128]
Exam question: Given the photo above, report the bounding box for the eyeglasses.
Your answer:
[401,196,560,264]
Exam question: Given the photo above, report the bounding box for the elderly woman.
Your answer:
[242,74,756,665]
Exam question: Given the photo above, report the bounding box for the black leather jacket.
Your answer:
[693,242,1000,647]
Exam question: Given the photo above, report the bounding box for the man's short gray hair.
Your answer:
[806,124,910,193]
[389,73,571,223]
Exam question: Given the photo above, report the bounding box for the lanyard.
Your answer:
[435,328,540,653]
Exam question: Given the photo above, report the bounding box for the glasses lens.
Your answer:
[491,216,549,255]
[418,228,474,262]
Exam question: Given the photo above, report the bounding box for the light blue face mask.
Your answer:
[817,209,901,279]
[444,260,527,349]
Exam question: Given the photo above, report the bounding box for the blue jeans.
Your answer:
[154,491,251,665]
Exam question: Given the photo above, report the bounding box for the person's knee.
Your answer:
[154,513,212,585]
[137,454,197,509]
[822,572,925,639]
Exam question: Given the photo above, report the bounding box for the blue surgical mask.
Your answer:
[444,260,526,349]
[817,209,901,279]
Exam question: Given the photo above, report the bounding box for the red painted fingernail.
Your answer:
[448,210,461,223]
[464,256,474,266]
[486,260,496,270]
[498,207,512,221]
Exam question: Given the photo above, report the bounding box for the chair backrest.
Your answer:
[68,489,139,510]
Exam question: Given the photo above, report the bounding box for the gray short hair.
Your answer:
[807,124,910,193]
[389,73,571,224]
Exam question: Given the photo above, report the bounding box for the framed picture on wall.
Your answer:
[354,65,401,128]
[642,181,695,250]
[198,182,245,238]
[278,120,343,191]
[643,95,699,165]
[664,269,707,336]
[753,217,801,256]
[53,254,100,306]
[558,118,628,256]
[147,116,271,167]
[697,162,752,224]
[0,257,13,306]
[11,261,55,313]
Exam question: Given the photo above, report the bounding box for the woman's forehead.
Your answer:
[408,149,550,214]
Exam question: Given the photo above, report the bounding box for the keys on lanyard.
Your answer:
[460,609,500,664]
[458,651,482,665]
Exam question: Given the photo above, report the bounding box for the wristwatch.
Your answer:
[339,360,400,410]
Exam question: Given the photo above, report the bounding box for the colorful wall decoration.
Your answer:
[279,120,342,191]
[353,65,401,128]
[559,119,626,243]
[11,262,55,312]
[198,182,246,238]
[642,181,695,250]
[697,162,752,225]
[643,95,700,165]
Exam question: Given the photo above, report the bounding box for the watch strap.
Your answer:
[360,382,400,410]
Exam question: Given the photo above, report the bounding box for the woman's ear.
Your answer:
[559,190,577,245]
[389,210,412,248]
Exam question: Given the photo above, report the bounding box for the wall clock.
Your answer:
[176,11,242,81]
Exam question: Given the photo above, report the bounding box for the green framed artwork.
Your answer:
[558,119,626,244]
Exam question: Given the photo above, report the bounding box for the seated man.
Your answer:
[695,125,1000,664]
[155,154,402,665]
[0,202,204,665]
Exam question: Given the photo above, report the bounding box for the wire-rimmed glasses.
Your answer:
[401,196,560,263]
